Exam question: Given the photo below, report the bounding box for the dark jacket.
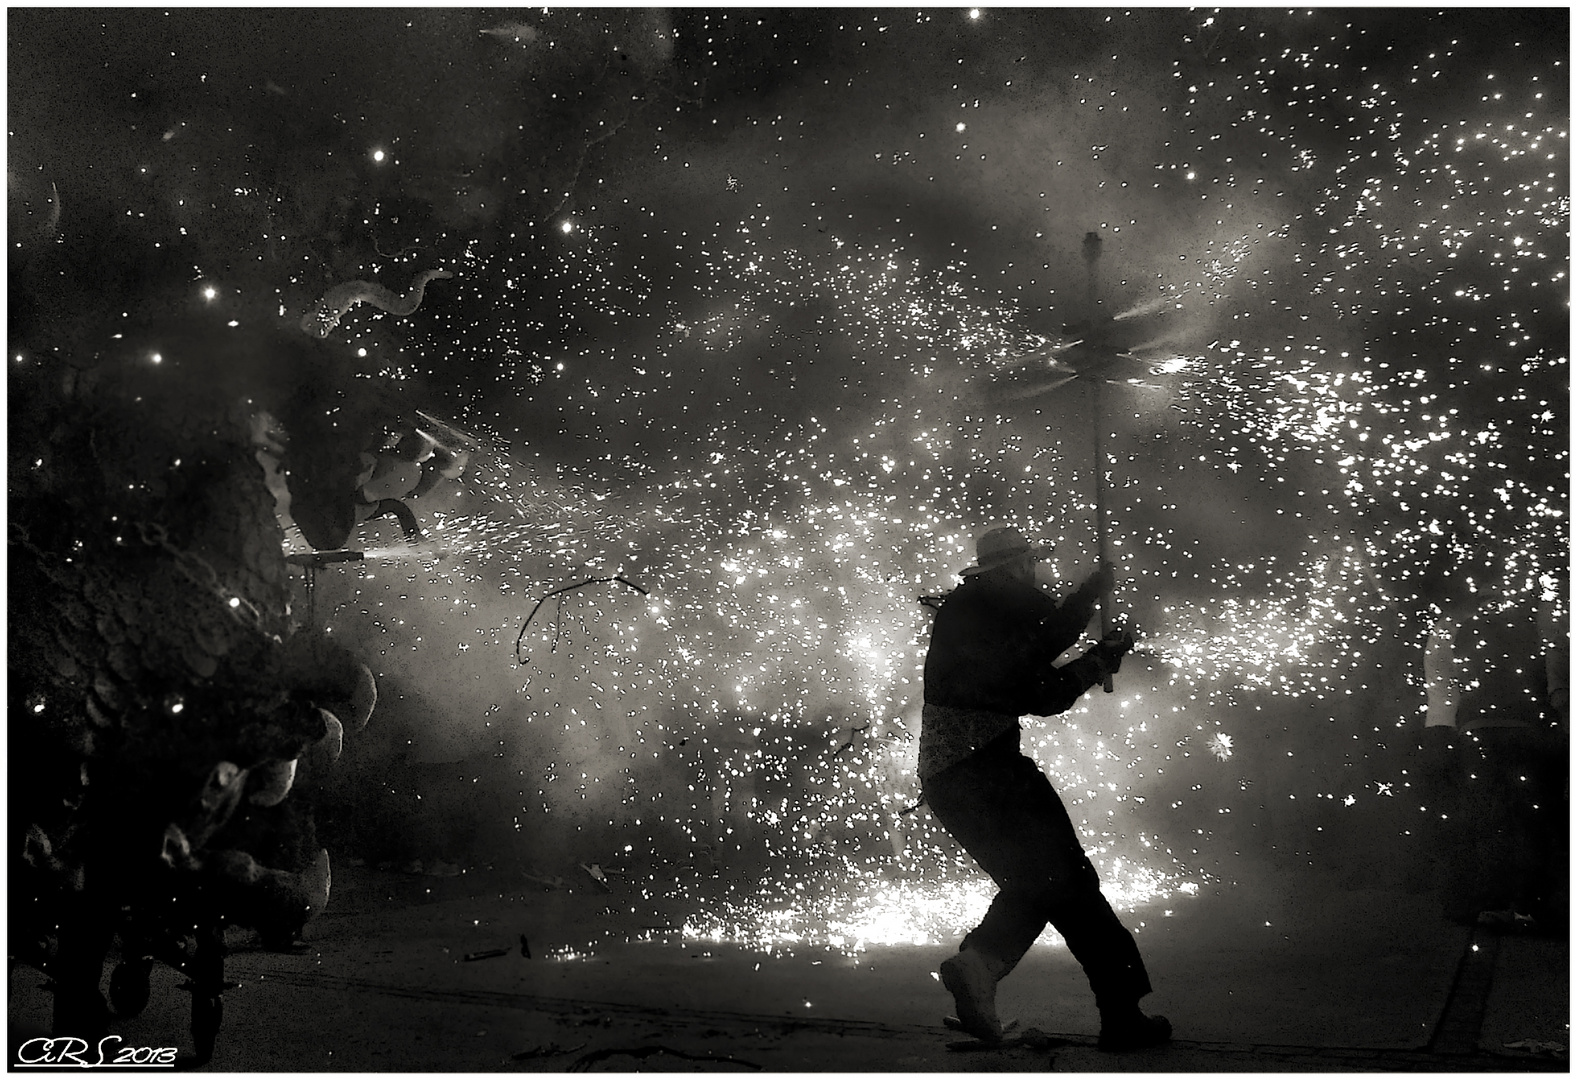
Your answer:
[923,573,1106,717]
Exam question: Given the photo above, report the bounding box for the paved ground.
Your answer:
[8,860,1568,1071]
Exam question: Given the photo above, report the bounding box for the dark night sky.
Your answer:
[8,7,1568,938]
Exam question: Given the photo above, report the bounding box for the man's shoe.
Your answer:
[1098,1010,1171,1052]
[939,949,1003,1042]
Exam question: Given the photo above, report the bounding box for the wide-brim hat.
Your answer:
[960,525,1051,576]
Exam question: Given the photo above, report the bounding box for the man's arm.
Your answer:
[1026,565,1112,663]
[1031,629,1134,715]
[1057,563,1115,630]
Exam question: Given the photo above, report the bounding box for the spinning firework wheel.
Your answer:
[990,231,1199,688]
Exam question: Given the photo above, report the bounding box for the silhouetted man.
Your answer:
[921,524,1169,1051]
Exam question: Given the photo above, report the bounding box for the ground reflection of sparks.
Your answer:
[680,858,1191,956]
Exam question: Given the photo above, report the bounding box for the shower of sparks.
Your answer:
[62,9,1566,952]
[337,13,1559,942]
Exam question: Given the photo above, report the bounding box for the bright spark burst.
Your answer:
[1207,732,1234,762]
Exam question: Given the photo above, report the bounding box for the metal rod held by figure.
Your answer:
[1091,381,1114,693]
[1082,231,1115,694]
[1082,230,1102,318]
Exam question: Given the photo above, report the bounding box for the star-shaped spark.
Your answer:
[725,175,740,191]
[1374,781,1395,797]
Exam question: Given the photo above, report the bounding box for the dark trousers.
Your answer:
[924,731,1152,1011]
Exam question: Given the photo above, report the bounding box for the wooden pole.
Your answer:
[1091,378,1114,693]
[1082,230,1114,693]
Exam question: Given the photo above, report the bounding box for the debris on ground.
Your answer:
[521,870,571,891]
[943,1016,1020,1037]
[461,947,510,962]
[1503,1040,1567,1056]
[943,1016,1066,1052]
[568,1045,761,1071]
[510,1041,586,1061]
[567,1013,616,1028]
[947,1026,1065,1052]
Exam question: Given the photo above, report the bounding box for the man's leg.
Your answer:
[926,739,1045,1038]
[927,734,1166,1049]
[928,744,1065,968]
[926,733,1076,1039]
[1007,769,1167,1051]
